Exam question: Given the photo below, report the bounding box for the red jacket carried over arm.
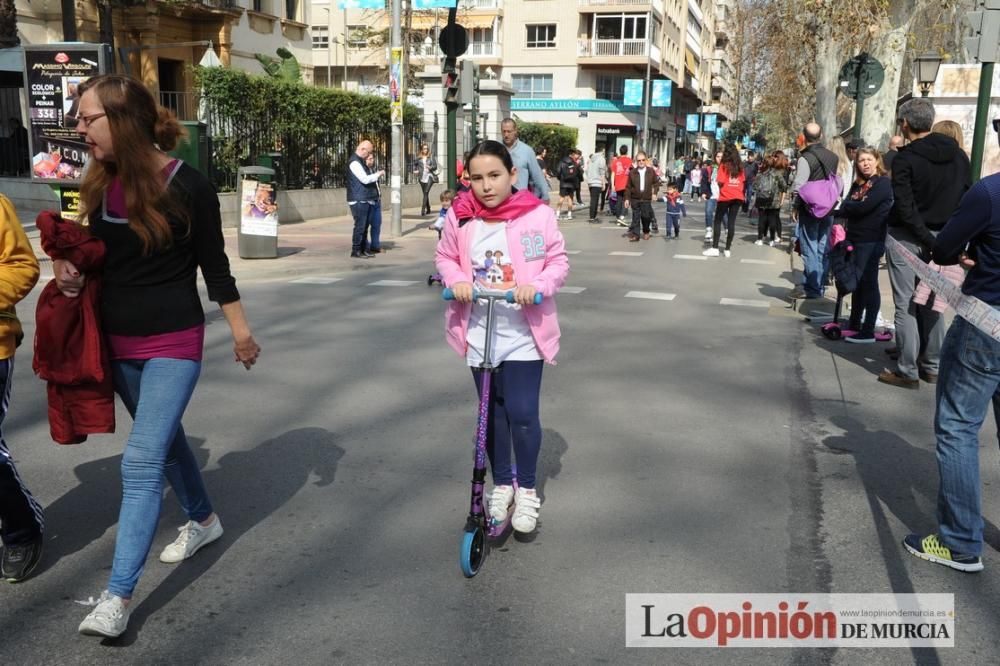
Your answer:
[33,211,115,444]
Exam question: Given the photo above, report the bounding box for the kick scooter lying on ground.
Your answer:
[442,287,544,578]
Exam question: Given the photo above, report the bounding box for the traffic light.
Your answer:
[460,60,479,106]
[443,60,460,106]
[965,1,1000,63]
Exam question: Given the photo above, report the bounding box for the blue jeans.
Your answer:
[798,211,832,297]
[108,358,211,598]
[472,360,544,489]
[934,315,1000,556]
[847,241,884,336]
[370,203,382,250]
[349,202,374,254]
[704,197,717,230]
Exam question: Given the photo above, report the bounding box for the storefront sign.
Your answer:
[651,80,672,108]
[23,43,111,184]
[686,113,700,132]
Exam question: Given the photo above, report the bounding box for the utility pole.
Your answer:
[965,1,1000,181]
[390,0,403,236]
[641,11,651,152]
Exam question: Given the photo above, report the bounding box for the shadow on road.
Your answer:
[110,427,344,645]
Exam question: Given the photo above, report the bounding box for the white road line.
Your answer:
[626,291,676,301]
[674,254,709,261]
[560,286,587,294]
[368,280,419,287]
[289,277,343,285]
[720,297,771,308]
[740,259,776,265]
[566,250,582,255]
[609,251,644,257]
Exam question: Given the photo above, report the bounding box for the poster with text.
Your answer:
[23,44,109,183]
[240,178,279,237]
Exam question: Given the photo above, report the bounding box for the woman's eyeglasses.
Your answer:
[77,112,106,128]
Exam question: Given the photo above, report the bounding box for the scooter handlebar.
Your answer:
[442,288,544,305]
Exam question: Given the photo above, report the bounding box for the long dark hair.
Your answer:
[466,139,514,173]
[720,145,743,177]
[78,74,186,254]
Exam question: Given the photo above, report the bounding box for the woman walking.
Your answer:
[703,145,745,258]
[836,147,893,343]
[753,151,790,246]
[54,74,260,638]
[414,143,438,216]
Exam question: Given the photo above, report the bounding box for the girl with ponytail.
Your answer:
[54,74,261,638]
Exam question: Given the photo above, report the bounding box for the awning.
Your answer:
[408,14,496,30]
[684,49,697,75]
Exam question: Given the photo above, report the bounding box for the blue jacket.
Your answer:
[934,174,1000,305]
[507,139,550,200]
[346,153,378,203]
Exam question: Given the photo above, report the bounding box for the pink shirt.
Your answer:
[434,203,569,364]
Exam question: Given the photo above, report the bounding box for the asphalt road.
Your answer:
[2,200,998,664]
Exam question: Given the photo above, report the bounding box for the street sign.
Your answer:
[703,114,718,132]
[838,53,885,99]
[439,23,468,58]
[686,114,700,132]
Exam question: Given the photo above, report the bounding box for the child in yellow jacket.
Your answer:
[0,194,42,582]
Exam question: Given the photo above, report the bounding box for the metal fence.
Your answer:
[190,95,423,192]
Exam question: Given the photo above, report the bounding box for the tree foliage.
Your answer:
[515,122,578,171]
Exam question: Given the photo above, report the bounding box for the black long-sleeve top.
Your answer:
[836,175,892,243]
[88,161,240,336]
[933,175,1000,305]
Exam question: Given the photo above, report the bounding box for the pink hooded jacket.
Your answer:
[435,203,569,364]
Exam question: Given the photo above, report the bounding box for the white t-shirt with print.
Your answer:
[466,219,541,366]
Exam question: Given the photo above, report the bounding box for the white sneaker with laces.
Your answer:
[512,487,541,533]
[702,248,720,257]
[754,239,764,246]
[159,516,224,564]
[768,240,776,247]
[724,249,732,258]
[704,228,713,240]
[489,485,514,522]
[78,590,130,638]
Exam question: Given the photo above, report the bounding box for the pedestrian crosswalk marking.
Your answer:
[740,259,776,265]
[560,286,586,294]
[674,254,709,261]
[290,277,343,285]
[626,291,676,301]
[720,298,770,308]
[368,280,419,287]
[566,250,582,255]
[609,251,644,257]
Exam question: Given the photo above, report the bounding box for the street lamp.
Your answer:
[915,53,942,98]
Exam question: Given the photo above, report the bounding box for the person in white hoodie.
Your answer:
[704,150,722,240]
[585,151,608,224]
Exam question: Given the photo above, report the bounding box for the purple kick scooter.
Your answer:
[442,287,543,577]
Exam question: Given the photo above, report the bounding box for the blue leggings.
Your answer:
[472,360,543,488]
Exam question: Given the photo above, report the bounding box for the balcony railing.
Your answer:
[409,42,499,58]
[578,38,648,57]
[578,0,653,5]
[459,0,502,8]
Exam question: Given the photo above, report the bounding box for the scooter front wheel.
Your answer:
[459,527,486,578]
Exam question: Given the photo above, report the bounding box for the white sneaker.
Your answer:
[724,250,732,258]
[511,487,541,533]
[704,228,713,240]
[79,590,130,637]
[702,248,720,257]
[488,485,514,522]
[567,212,573,220]
[769,240,776,247]
[159,517,224,564]
[754,239,764,246]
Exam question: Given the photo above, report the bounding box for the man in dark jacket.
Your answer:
[790,123,841,299]
[879,98,971,389]
[556,150,580,220]
[742,150,758,213]
[624,151,657,241]
[903,121,1000,573]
